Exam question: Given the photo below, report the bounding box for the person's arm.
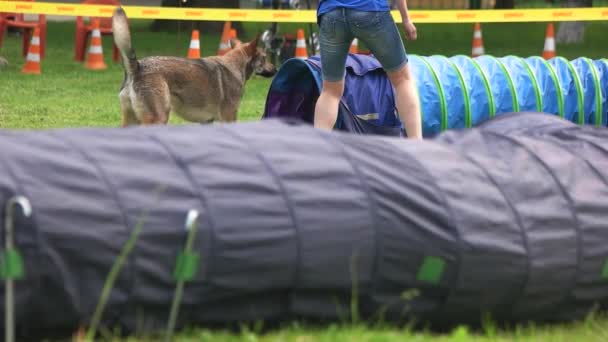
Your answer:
[395,0,417,40]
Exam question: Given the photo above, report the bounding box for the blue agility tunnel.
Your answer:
[263,54,608,137]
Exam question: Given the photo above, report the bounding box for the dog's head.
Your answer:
[241,36,277,78]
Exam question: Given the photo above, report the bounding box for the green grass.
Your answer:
[0,20,270,129]
[2,19,608,341]
[98,315,608,342]
[1,20,607,129]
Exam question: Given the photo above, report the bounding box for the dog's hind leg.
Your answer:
[141,112,169,125]
[140,98,170,125]
[219,104,239,123]
[119,91,140,127]
[137,79,171,125]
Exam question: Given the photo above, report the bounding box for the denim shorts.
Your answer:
[318,8,408,82]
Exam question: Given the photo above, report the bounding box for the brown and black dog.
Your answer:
[111,7,276,126]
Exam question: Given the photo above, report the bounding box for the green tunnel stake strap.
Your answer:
[4,196,32,342]
[1,248,24,280]
[416,256,446,284]
[166,210,201,342]
[602,259,608,280]
[173,252,199,282]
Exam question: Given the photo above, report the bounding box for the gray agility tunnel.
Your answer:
[1,112,608,339]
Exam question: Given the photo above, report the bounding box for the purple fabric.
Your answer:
[307,54,384,75]
[263,54,402,136]
[265,92,316,123]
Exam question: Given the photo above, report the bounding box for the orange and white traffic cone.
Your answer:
[187,29,201,59]
[295,28,308,60]
[542,23,556,60]
[21,26,41,74]
[229,28,242,47]
[85,19,107,70]
[217,22,232,56]
[349,38,359,54]
[471,23,484,57]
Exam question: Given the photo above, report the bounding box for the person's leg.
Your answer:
[387,64,422,139]
[349,10,422,138]
[314,9,352,130]
[314,80,344,130]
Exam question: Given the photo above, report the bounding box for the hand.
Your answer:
[402,20,417,41]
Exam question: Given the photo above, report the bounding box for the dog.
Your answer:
[111,7,277,126]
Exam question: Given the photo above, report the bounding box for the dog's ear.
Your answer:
[230,38,242,49]
[245,34,261,56]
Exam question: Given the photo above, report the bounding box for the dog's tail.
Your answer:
[112,7,138,75]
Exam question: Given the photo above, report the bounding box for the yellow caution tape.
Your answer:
[1,1,607,23]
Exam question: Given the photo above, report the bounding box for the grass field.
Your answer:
[1,20,607,129]
[2,20,608,341]
[113,317,608,342]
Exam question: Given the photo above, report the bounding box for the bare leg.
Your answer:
[313,80,344,131]
[387,64,422,139]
